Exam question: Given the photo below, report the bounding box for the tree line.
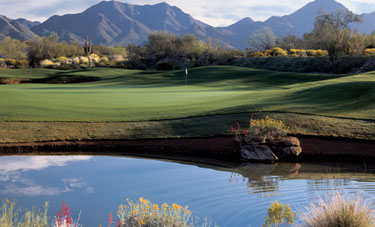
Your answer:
[248,10,375,61]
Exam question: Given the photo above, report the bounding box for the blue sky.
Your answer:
[0,0,374,26]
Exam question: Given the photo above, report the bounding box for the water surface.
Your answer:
[0,155,374,226]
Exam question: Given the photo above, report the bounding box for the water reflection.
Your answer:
[0,156,92,197]
[228,163,301,196]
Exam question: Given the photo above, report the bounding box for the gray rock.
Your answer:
[241,145,279,162]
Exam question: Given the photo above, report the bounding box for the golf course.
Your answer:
[0,66,374,143]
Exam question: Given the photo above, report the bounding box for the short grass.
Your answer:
[0,66,374,142]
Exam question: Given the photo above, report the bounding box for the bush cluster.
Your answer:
[249,48,329,57]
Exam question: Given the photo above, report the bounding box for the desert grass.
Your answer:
[300,193,375,227]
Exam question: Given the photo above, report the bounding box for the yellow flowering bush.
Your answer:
[249,116,288,138]
[56,56,68,62]
[364,48,375,56]
[117,197,211,227]
[270,47,288,56]
[263,201,295,227]
[40,59,54,67]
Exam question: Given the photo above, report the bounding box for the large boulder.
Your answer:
[270,136,302,159]
[240,145,278,163]
[273,137,300,147]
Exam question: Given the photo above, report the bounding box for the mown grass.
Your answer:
[0,66,374,142]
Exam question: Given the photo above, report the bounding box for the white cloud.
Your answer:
[1,184,67,196]
[0,156,92,172]
[0,0,374,26]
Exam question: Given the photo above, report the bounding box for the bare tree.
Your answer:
[248,27,277,51]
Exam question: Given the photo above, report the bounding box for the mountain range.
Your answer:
[1,0,375,50]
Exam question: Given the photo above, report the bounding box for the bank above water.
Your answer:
[1,135,374,164]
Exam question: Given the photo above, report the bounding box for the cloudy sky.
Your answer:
[0,0,375,26]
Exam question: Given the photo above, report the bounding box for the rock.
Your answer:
[274,146,302,158]
[273,137,300,147]
[244,135,266,144]
[241,145,278,162]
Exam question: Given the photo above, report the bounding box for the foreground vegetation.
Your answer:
[0,66,374,142]
[2,194,374,227]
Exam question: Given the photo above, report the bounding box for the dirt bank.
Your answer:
[0,136,374,163]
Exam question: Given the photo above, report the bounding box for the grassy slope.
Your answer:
[0,66,374,142]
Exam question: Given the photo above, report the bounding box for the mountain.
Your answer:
[0,16,38,41]
[2,0,375,49]
[32,1,204,46]
[14,18,40,29]
[220,0,350,49]
[353,12,375,34]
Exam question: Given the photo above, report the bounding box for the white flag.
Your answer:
[185,67,188,76]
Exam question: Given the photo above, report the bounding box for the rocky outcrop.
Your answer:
[240,136,302,162]
[241,145,279,162]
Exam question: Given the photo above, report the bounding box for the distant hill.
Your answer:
[1,0,374,49]
[0,16,38,41]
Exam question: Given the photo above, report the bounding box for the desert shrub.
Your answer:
[270,47,288,56]
[157,61,174,70]
[5,58,17,66]
[89,54,100,64]
[40,59,54,67]
[79,57,89,64]
[0,199,48,227]
[56,56,68,62]
[72,57,80,65]
[117,197,212,227]
[14,60,29,69]
[111,55,124,62]
[100,56,109,62]
[300,193,375,227]
[248,116,288,139]
[263,201,295,227]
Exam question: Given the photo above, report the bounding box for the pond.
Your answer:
[0,155,375,226]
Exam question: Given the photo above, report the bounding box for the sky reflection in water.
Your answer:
[0,155,374,226]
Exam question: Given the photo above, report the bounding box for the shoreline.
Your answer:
[1,135,375,164]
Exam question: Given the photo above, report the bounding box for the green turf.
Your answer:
[0,66,374,142]
[0,66,374,122]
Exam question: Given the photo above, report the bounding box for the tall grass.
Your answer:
[300,193,375,227]
[0,199,48,227]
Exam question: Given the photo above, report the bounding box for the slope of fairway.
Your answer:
[0,66,374,122]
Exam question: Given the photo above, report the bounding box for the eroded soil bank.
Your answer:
[0,136,374,163]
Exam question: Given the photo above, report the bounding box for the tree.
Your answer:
[248,27,277,51]
[304,9,361,61]
[276,35,306,50]
[0,37,27,59]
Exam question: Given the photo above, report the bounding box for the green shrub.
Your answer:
[301,193,375,227]
[157,62,174,70]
